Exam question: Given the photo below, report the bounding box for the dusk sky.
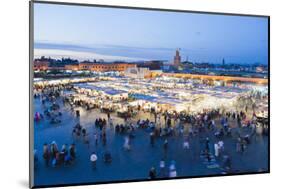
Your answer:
[34,3,268,64]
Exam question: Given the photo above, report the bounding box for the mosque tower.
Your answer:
[174,48,181,67]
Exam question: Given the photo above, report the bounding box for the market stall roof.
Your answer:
[74,83,127,96]
[132,94,157,101]
[63,91,76,95]
[132,93,185,106]
[105,89,127,96]
[212,93,236,99]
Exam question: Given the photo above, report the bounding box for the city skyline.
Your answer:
[34,3,269,64]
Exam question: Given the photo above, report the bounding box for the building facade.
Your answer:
[34,61,136,72]
[65,64,79,71]
[137,61,164,70]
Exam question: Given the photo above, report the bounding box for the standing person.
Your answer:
[157,116,161,128]
[236,138,241,153]
[102,134,107,146]
[102,128,107,146]
[223,155,232,170]
[218,140,224,153]
[109,117,113,129]
[164,113,167,125]
[240,139,246,153]
[148,167,157,179]
[90,152,98,169]
[69,143,76,160]
[63,144,72,165]
[50,141,59,160]
[61,144,68,162]
[84,134,90,148]
[76,110,80,117]
[94,132,98,146]
[72,128,76,139]
[214,143,219,158]
[153,112,157,123]
[150,132,155,147]
[159,159,165,177]
[43,143,50,166]
[237,115,241,127]
[169,160,177,178]
[183,138,190,151]
[167,118,171,127]
[124,136,131,151]
[232,112,236,120]
[211,119,215,130]
[179,125,184,136]
[163,139,168,152]
[188,126,193,137]
[205,137,210,154]
[82,128,87,142]
[102,118,107,128]
[34,150,38,168]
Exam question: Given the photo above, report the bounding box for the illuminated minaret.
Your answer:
[174,48,181,67]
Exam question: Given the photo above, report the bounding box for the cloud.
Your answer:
[34,48,148,62]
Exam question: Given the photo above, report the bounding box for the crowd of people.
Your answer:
[40,142,76,167]
[33,82,268,179]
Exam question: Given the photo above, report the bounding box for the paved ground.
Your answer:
[33,95,268,187]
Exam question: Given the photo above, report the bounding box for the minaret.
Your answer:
[174,48,181,67]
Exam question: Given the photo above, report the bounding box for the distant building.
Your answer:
[78,62,136,72]
[65,64,79,71]
[173,49,181,67]
[124,67,151,79]
[33,60,49,71]
[34,60,137,72]
[137,60,164,70]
